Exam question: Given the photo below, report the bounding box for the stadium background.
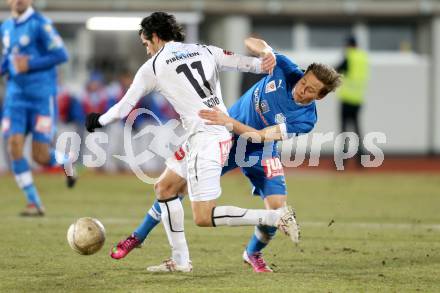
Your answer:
[0,1,439,292]
[1,0,440,170]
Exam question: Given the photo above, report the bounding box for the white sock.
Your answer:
[212,206,280,227]
[62,152,75,177]
[158,196,190,266]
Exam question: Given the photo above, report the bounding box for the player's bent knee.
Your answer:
[154,181,174,200]
[270,202,285,210]
[155,176,186,200]
[154,182,165,199]
[264,195,287,210]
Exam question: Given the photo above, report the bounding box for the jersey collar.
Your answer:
[294,99,313,107]
[164,41,176,47]
[15,6,34,24]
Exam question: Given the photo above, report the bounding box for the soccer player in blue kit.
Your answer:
[1,0,72,216]
[110,37,341,272]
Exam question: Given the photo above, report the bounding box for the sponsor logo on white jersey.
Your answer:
[166,51,200,64]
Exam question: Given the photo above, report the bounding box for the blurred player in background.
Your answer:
[86,12,300,272]
[336,36,369,164]
[0,0,72,216]
[110,37,341,273]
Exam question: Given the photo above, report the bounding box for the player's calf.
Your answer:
[7,135,25,160]
[32,148,50,165]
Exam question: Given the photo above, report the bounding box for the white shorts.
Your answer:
[166,131,232,202]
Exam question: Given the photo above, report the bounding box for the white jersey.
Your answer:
[99,42,263,135]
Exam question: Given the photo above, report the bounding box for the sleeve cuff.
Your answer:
[254,58,263,74]
[98,115,107,127]
[279,123,288,140]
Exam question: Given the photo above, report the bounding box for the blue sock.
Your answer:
[23,185,42,207]
[134,200,161,242]
[134,196,184,242]
[12,158,42,207]
[246,225,277,255]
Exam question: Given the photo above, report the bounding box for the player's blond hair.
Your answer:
[305,63,342,98]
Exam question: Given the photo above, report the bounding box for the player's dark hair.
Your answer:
[305,63,342,97]
[140,12,185,42]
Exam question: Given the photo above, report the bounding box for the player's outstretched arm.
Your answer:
[199,107,283,142]
[209,43,275,75]
[85,63,156,132]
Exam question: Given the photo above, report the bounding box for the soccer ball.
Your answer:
[67,217,106,255]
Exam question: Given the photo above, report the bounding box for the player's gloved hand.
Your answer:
[85,113,103,132]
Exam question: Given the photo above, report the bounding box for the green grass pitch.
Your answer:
[1,171,439,292]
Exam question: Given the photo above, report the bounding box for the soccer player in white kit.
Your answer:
[86,12,298,272]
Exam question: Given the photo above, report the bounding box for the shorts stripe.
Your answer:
[194,154,198,181]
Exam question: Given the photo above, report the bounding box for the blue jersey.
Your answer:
[228,53,317,154]
[222,54,317,197]
[1,7,68,102]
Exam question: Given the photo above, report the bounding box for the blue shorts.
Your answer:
[2,96,57,144]
[221,139,287,198]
